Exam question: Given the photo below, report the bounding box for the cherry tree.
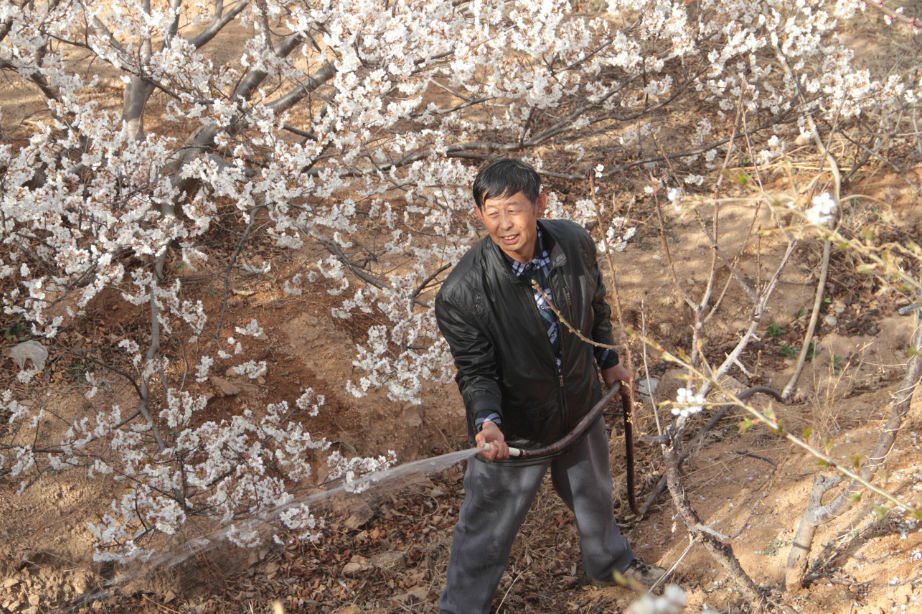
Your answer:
[0,0,917,564]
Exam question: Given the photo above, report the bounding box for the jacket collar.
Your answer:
[483,219,568,284]
[538,219,567,268]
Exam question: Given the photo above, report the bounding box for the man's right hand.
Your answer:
[475,421,509,461]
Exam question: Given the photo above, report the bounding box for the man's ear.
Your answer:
[534,193,549,219]
[472,205,485,225]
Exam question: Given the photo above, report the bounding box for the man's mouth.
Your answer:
[501,234,519,244]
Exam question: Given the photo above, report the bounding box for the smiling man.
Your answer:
[434,159,664,614]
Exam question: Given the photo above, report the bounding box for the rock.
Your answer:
[27,594,39,606]
[332,606,361,614]
[710,374,746,404]
[342,555,371,577]
[210,376,241,397]
[393,586,431,604]
[824,314,838,327]
[637,378,658,402]
[3,578,19,589]
[343,503,375,529]
[256,376,266,385]
[402,405,424,427]
[370,551,405,571]
[71,572,91,595]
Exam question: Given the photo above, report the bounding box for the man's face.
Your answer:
[474,191,548,264]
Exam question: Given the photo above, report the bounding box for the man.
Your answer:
[435,159,665,614]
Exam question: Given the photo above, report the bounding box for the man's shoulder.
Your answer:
[436,236,491,306]
[541,218,594,252]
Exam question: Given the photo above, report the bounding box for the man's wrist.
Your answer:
[597,348,619,371]
[475,411,502,432]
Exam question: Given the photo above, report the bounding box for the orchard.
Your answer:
[0,0,920,612]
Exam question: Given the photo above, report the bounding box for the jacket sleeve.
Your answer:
[586,236,619,368]
[434,287,504,426]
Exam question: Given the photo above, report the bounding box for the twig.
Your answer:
[734,451,777,470]
[496,567,523,612]
[694,523,730,541]
[409,263,450,307]
[646,534,698,594]
[651,339,922,518]
[641,301,662,436]
[206,203,266,355]
[652,194,696,310]
[773,43,842,403]
[637,387,783,516]
[587,172,625,326]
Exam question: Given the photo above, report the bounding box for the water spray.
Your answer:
[67,383,632,610]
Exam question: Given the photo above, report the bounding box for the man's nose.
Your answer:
[498,211,514,229]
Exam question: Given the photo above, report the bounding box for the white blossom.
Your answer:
[232,360,268,379]
[672,387,706,418]
[805,192,837,226]
[629,585,686,614]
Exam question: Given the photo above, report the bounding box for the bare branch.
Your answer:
[190,0,252,49]
[301,226,385,290]
[265,61,337,114]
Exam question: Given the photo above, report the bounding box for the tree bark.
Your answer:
[663,443,765,606]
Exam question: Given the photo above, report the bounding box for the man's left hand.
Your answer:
[601,364,632,399]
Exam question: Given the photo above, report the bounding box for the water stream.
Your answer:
[72,447,481,608]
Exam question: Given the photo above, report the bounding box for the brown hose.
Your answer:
[504,382,641,513]
[508,383,783,519]
[622,390,640,515]
[511,382,622,459]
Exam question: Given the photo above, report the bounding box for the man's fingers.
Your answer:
[476,440,509,460]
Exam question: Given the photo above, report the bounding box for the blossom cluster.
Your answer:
[628,585,687,614]
[673,387,706,418]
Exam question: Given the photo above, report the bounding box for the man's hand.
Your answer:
[475,421,509,461]
[601,364,632,399]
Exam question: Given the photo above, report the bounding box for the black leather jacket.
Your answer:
[435,219,618,460]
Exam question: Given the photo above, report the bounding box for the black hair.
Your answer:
[472,158,542,209]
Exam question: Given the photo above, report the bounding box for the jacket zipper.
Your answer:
[550,268,569,430]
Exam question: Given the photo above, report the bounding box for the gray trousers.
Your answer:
[438,419,634,614]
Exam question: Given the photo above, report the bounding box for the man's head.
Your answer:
[472,159,548,263]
